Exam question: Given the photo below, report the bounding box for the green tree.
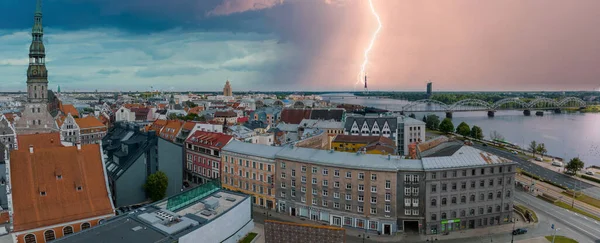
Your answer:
[144,171,169,202]
[470,126,483,140]
[565,157,585,174]
[456,122,471,136]
[425,114,440,130]
[183,113,199,121]
[422,115,428,123]
[184,101,197,108]
[528,141,537,157]
[536,143,547,157]
[409,113,416,119]
[439,118,454,133]
[168,113,178,120]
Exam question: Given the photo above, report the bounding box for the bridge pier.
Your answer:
[523,110,531,116]
[445,112,453,119]
[487,110,495,117]
[554,109,562,114]
[535,111,544,116]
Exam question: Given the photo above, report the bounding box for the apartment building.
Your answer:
[221,141,283,209]
[75,116,107,144]
[184,131,233,185]
[423,146,516,235]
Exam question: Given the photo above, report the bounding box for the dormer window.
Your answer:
[56,175,62,180]
[77,186,83,191]
[40,191,46,196]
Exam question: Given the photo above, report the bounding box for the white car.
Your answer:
[535,157,543,162]
[586,171,595,176]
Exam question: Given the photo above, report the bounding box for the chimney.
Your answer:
[29,145,33,154]
[76,142,81,150]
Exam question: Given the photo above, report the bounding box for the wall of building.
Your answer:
[396,171,425,233]
[294,132,329,150]
[264,220,345,243]
[424,165,516,235]
[114,154,147,207]
[14,217,109,243]
[0,163,6,209]
[179,196,253,243]
[157,138,183,198]
[221,152,276,209]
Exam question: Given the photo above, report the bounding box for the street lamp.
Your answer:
[551,227,560,243]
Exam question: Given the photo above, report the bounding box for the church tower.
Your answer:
[27,0,48,103]
[15,0,58,134]
[223,80,232,97]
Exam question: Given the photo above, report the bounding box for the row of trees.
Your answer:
[527,141,548,157]
[422,115,486,140]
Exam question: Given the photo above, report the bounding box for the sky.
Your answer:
[1,0,600,92]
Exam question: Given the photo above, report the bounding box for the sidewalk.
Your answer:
[251,206,533,243]
[516,174,600,220]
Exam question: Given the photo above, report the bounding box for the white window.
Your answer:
[334,202,340,208]
[371,197,377,203]
[371,174,377,181]
[301,166,306,172]
[301,196,306,203]
[404,175,410,182]
[346,184,352,190]
[358,195,364,202]
[371,186,377,193]
[405,209,411,215]
[412,198,419,207]
[323,190,328,196]
[405,198,411,207]
[280,182,286,188]
[301,186,306,192]
[281,162,286,169]
[334,170,340,177]
[385,180,391,189]
[281,172,286,179]
[371,208,377,214]
[358,206,364,213]
[312,178,317,184]
[358,173,365,180]
[385,205,391,213]
[358,184,364,191]
[312,188,317,195]
[291,189,296,197]
[322,200,328,207]
[334,192,340,198]
[312,198,317,205]
[323,168,328,175]
[385,193,391,202]
[280,191,286,197]
[312,167,318,173]
[345,194,352,200]
[346,172,352,178]
[414,175,420,183]
[412,187,419,195]
[334,181,340,188]
[301,176,306,183]
[412,209,419,216]
[323,180,329,186]
[345,204,352,211]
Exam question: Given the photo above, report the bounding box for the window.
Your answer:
[506,190,511,198]
[323,168,329,175]
[334,170,340,177]
[371,174,377,181]
[370,208,377,214]
[280,182,286,188]
[452,171,457,177]
[81,222,91,230]
[385,193,391,201]
[312,178,317,184]
[40,191,46,196]
[312,198,317,205]
[441,213,447,220]
[480,180,485,187]
[451,211,456,218]
[312,188,317,195]
[346,184,352,190]
[480,193,484,201]
[405,198,411,207]
[334,202,340,208]
[505,203,510,211]
[371,186,377,193]
[346,172,352,178]
[44,230,55,241]
[63,226,74,235]
[442,171,447,178]
[462,170,467,176]
[281,162,286,169]
[358,206,364,213]
[334,181,340,188]
[488,193,493,200]
[451,183,457,190]
[323,200,328,207]
[281,172,286,179]
[301,186,306,192]
[385,180,391,189]
[323,190,328,196]
[301,176,306,183]
[291,169,296,177]
[496,205,501,212]
[472,169,476,176]
[487,206,492,213]
[291,179,296,187]
[301,196,306,202]
[334,192,340,198]
[451,197,457,204]
[312,167,317,173]
[344,204,351,211]
[471,181,476,189]
[471,209,475,216]
[431,198,437,206]
[441,198,447,206]
[508,166,512,172]
[358,184,364,191]
[431,172,437,179]
[470,194,475,202]
[481,168,485,175]
[371,196,377,203]
[489,179,494,186]
[461,182,466,190]
[301,166,306,172]
[431,214,437,221]
[498,178,503,185]
[358,195,364,202]
[442,183,447,191]
[461,196,466,203]
[431,184,437,193]
[281,191,286,197]
[385,204,391,213]
[461,210,466,217]
[323,180,329,186]
[497,191,502,199]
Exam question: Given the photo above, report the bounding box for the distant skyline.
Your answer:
[1,0,600,92]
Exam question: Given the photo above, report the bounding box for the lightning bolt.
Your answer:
[355,0,382,89]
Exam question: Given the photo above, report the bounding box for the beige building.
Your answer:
[223,80,233,97]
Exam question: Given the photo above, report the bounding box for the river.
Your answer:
[323,93,600,167]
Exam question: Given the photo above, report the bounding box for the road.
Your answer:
[474,143,600,200]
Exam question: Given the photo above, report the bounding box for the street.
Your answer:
[473,143,600,200]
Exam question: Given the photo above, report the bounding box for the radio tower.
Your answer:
[364,73,369,94]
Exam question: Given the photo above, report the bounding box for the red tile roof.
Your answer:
[237,116,249,123]
[187,106,204,115]
[159,120,184,141]
[185,131,233,150]
[10,140,114,232]
[183,121,197,131]
[60,104,80,117]
[75,116,105,129]
[17,133,62,149]
[280,108,311,124]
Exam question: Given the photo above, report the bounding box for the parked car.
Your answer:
[535,157,543,161]
[552,161,564,167]
[512,228,528,235]
[586,171,595,175]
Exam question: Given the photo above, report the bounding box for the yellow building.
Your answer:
[332,135,396,155]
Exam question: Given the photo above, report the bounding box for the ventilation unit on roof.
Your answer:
[200,210,212,217]
[213,194,222,198]
[131,226,143,232]
[225,197,236,202]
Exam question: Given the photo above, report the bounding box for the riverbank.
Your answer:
[564,105,600,113]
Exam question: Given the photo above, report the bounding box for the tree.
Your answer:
[536,143,547,157]
[470,126,483,140]
[565,157,585,174]
[168,113,178,120]
[489,130,505,141]
[425,114,440,130]
[184,101,197,108]
[439,118,454,133]
[528,141,537,156]
[409,113,416,119]
[456,122,471,136]
[422,115,428,123]
[144,171,169,202]
[183,113,199,121]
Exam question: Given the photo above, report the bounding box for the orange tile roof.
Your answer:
[10,142,114,232]
[56,115,66,127]
[60,104,80,117]
[187,106,204,115]
[186,131,233,150]
[183,121,197,131]
[75,116,105,129]
[159,120,184,140]
[148,119,168,132]
[17,133,62,149]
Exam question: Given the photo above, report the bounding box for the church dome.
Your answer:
[29,42,45,56]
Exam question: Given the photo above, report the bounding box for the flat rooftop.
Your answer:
[55,184,248,243]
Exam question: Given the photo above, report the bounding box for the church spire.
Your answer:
[35,0,42,16]
[27,0,49,103]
